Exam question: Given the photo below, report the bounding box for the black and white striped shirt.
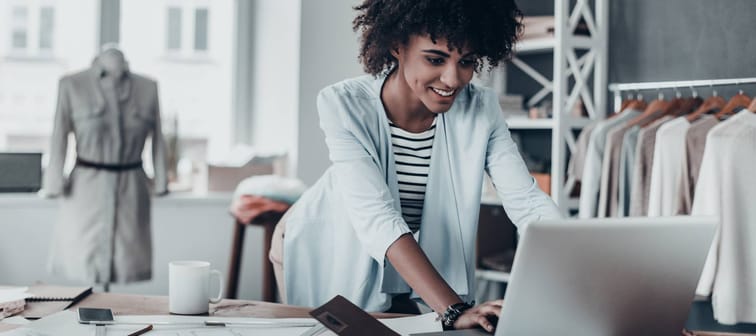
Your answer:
[390,117,436,233]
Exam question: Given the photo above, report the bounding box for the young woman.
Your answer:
[270,0,561,331]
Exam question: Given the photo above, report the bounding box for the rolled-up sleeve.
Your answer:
[483,90,562,232]
[43,78,72,197]
[317,88,411,266]
[150,82,168,195]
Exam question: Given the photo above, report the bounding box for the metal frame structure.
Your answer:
[476,0,609,288]
[507,0,609,215]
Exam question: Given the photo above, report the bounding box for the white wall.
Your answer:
[120,0,235,161]
[0,0,99,149]
[249,0,301,174]
[295,0,364,185]
[0,195,266,300]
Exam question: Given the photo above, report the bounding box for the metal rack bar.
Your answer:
[609,77,756,112]
[609,77,756,92]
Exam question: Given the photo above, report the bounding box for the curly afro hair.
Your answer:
[353,0,523,75]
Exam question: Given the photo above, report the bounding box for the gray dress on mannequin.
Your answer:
[43,49,168,284]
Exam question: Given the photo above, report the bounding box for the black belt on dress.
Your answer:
[75,158,143,171]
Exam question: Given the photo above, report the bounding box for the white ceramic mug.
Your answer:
[169,261,224,315]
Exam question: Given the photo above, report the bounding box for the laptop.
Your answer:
[0,152,43,192]
[415,216,717,336]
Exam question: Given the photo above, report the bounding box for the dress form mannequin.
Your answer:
[44,45,168,289]
[98,47,128,79]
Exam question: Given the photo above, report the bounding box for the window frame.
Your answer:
[165,6,182,51]
[162,3,211,60]
[6,2,56,60]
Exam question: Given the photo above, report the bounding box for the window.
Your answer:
[11,6,28,49]
[39,7,54,50]
[194,8,208,51]
[122,0,234,173]
[1,0,235,192]
[166,7,181,50]
[0,1,98,155]
[165,6,210,55]
[7,4,56,56]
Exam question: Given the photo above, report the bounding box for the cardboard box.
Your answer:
[532,172,551,195]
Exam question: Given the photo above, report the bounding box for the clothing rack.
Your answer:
[608,77,756,112]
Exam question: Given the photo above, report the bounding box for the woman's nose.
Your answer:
[440,64,461,89]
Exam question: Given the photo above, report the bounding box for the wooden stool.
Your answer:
[226,196,290,301]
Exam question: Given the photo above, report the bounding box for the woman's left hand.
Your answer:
[452,299,503,333]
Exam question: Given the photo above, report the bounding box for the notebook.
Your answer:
[25,285,92,302]
[22,285,92,319]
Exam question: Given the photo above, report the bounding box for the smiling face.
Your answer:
[392,34,476,114]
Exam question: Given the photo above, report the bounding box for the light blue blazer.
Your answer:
[284,74,561,312]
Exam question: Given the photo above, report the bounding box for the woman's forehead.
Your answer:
[406,34,473,55]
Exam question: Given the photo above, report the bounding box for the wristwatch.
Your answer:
[441,301,475,329]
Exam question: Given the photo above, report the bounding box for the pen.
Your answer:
[127,324,153,336]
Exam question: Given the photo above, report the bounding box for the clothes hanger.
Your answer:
[674,96,704,117]
[637,90,687,126]
[714,89,751,120]
[686,87,726,122]
[625,92,647,111]
[748,96,756,113]
[679,86,704,116]
[625,90,668,128]
[619,93,633,112]
[610,93,644,119]
[662,89,686,116]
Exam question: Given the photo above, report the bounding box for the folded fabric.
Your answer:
[229,175,306,224]
[230,195,291,224]
[232,175,307,205]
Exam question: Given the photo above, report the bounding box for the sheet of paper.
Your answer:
[0,311,442,336]
[379,313,443,335]
[116,314,317,327]
[0,287,31,304]
[1,317,29,325]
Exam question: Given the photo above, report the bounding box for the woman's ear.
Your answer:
[390,45,401,59]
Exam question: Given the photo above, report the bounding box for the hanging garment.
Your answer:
[693,110,756,324]
[578,108,641,218]
[567,121,598,183]
[628,116,672,216]
[44,63,167,284]
[647,117,690,217]
[617,125,641,217]
[676,115,718,215]
[597,123,630,217]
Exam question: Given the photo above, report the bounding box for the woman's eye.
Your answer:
[460,59,475,67]
[427,57,444,65]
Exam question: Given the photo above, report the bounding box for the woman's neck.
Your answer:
[381,67,435,133]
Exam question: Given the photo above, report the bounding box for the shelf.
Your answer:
[505,117,593,130]
[476,269,511,283]
[514,35,595,55]
[564,197,579,210]
[481,194,500,206]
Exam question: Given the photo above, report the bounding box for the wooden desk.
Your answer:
[0,292,400,332]
[0,292,753,335]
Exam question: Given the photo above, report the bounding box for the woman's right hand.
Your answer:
[452,299,503,333]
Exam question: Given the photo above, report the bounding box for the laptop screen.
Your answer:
[0,152,43,192]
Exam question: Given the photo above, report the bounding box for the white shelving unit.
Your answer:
[477,0,609,286]
[481,0,609,215]
[505,116,593,130]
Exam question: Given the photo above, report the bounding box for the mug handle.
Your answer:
[209,269,224,304]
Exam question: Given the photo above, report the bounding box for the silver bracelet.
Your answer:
[440,301,475,329]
